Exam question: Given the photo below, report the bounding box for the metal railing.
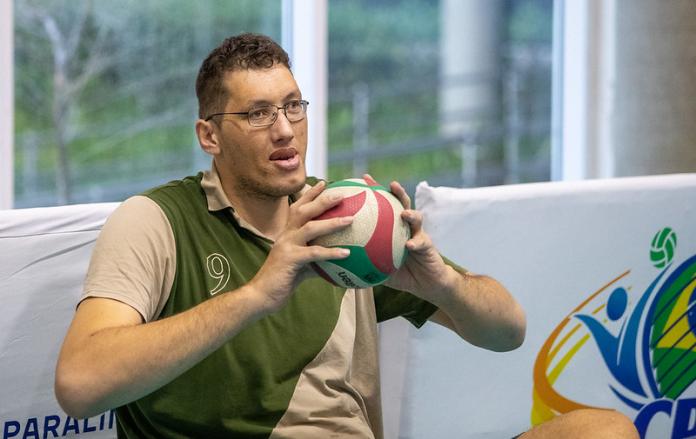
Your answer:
[327,44,553,193]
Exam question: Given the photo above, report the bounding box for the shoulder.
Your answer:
[98,196,174,262]
[86,195,176,322]
[141,174,208,217]
[104,195,170,233]
[143,174,204,197]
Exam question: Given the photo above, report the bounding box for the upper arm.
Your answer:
[55,297,145,416]
[58,195,174,377]
[62,297,144,349]
[81,195,175,322]
[428,308,456,331]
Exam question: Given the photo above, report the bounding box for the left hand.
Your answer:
[375,176,453,301]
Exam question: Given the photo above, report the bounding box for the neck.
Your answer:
[217,175,291,241]
[229,190,290,240]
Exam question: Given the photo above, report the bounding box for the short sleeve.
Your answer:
[81,195,176,322]
[373,255,467,328]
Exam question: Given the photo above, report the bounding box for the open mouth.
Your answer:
[269,147,300,170]
[269,147,298,161]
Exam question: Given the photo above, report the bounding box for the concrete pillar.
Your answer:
[439,0,503,136]
[612,0,696,176]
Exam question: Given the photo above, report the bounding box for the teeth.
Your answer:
[272,153,295,160]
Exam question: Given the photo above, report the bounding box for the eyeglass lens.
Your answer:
[249,101,307,126]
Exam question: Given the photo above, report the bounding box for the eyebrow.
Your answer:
[246,91,301,108]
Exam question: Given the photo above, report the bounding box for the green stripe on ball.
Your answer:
[326,245,391,286]
[327,180,390,192]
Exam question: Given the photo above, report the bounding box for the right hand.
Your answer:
[248,181,353,313]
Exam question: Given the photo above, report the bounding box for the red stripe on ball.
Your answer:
[364,190,397,274]
[314,191,366,220]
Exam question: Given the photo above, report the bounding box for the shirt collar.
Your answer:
[201,161,314,239]
[202,161,312,212]
[201,162,231,212]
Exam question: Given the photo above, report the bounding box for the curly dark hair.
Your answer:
[195,33,291,119]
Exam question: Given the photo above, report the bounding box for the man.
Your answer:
[55,33,638,438]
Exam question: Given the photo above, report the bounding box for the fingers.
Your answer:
[300,179,326,201]
[360,173,411,210]
[290,181,346,227]
[401,207,422,222]
[302,216,354,243]
[275,210,353,264]
[359,174,425,251]
[388,180,411,210]
[401,209,428,251]
[305,244,351,262]
[405,234,430,252]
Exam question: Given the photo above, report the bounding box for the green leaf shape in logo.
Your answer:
[651,227,677,269]
[649,255,696,399]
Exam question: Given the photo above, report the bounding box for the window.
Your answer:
[10,0,554,207]
[13,0,280,207]
[327,0,553,194]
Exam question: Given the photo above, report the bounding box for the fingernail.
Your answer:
[339,248,350,257]
[342,216,354,224]
[330,193,342,201]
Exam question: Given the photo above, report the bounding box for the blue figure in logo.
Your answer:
[575,287,648,398]
[575,269,668,407]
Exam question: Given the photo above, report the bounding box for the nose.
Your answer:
[269,109,295,143]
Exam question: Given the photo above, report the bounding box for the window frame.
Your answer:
[554,0,616,181]
[283,0,328,180]
[1,0,13,209]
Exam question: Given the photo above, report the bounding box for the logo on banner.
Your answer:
[532,227,696,439]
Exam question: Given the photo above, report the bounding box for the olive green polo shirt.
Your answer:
[82,165,438,438]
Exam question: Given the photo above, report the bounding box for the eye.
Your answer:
[285,100,302,113]
[249,106,273,121]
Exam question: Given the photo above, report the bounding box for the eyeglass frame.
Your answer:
[203,99,309,127]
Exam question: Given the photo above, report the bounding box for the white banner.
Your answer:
[0,203,118,439]
[3,173,696,439]
[381,173,696,439]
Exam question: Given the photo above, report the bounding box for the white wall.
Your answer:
[559,0,696,180]
[612,0,696,176]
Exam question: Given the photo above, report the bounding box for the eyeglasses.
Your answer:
[204,99,309,127]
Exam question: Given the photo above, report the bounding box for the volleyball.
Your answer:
[650,227,677,268]
[310,177,411,289]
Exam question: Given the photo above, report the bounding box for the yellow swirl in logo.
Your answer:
[531,270,631,425]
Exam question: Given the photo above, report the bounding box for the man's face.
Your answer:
[212,64,308,199]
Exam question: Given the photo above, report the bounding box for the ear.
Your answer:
[196,119,220,155]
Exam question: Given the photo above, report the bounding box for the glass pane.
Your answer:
[328,0,553,195]
[14,0,281,207]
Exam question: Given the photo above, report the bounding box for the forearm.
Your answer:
[55,284,267,418]
[429,266,526,352]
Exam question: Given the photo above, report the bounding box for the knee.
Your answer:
[565,409,639,439]
[524,409,639,439]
